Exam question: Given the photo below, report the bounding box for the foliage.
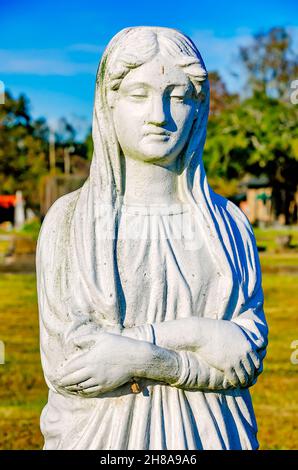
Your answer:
[205,92,298,223]
[0,92,49,210]
[239,27,298,100]
[208,71,239,116]
[18,218,41,241]
[204,26,298,223]
[0,92,89,213]
[84,130,94,161]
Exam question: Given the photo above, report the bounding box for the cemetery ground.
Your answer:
[0,229,297,449]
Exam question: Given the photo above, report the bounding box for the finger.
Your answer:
[223,377,231,390]
[225,367,240,387]
[59,369,91,387]
[255,361,264,377]
[248,350,261,370]
[234,362,249,387]
[56,386,78,396]
[78,386,102,397]
[64,377,97,391]
[65,384,86,392]
[66,378,98,391]
[59,358,87,377]
[242,354,259,386]
[241,354,254,378]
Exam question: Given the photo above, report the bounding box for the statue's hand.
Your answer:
[169,350,231,391]
[197,321,262,388]
[55,332,148,396]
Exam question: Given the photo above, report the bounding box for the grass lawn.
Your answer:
[254,226,298,252]
[0,273,46,449]
[250,270,298,449]
[0,247,297,449]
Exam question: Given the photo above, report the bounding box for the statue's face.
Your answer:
[109,53,198,168]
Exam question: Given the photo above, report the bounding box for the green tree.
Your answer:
[0,91,88,212]
[205,93,298,223]
[0,91,49,210]
[205,27,298,223]
[239,27,298,100]
[208,71,239,116]
[84,128,93,161]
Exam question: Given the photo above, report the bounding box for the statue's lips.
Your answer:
[143,132,170,139]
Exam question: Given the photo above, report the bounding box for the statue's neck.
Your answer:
[122,156,181,206]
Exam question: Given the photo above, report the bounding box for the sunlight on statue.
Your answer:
[36,26,268,450]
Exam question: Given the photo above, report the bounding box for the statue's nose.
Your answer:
[148,96,167,126]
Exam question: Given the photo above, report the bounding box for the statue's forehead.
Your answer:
[119,55,190,89]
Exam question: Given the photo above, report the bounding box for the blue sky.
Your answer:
[1,0,297,139]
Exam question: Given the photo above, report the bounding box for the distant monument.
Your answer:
[14,190,25,229]
[37,27,268,450]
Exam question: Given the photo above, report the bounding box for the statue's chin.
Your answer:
[134,143,180,165]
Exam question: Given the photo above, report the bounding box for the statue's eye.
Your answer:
[129,89,148,99]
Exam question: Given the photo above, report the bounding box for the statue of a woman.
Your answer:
[36,26,268,450]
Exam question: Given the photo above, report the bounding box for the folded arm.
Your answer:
[54,329,184,397]
[56,302,267,397]
[122,312,267,390]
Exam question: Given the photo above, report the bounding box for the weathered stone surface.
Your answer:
[37,26,268,450]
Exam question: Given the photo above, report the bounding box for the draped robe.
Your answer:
[36,26,268,450]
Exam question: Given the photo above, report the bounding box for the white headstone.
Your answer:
[14,190,25,229]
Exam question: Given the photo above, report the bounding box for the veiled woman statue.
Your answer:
[36,26,268,450]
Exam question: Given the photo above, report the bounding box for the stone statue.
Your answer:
[36,26,268,450]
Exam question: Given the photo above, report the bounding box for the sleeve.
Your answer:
[229,203,268,355]
[223,202,268,387]
[36,194,122,397]
[122,320,261,391]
